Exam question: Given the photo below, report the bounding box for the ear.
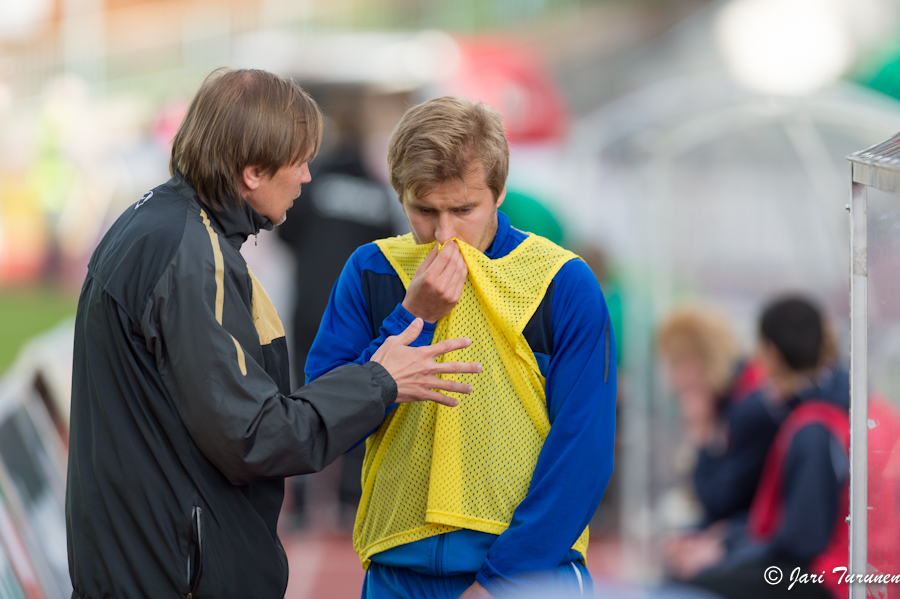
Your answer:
[495,186,507,209]
[240,165,265,192]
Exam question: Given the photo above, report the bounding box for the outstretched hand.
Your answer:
[370,318,481,407]
[402,240,468,323]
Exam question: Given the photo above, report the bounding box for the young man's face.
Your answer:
[243,159,311,226]
[403,165,505,253]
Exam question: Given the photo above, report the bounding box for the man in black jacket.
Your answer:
[66,68,480,599]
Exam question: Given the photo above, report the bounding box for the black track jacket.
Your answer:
[66,175,397,599]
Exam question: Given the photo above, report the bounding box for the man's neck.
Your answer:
[770,369,818,403]
[482,211,502,256]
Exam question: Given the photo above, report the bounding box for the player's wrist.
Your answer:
[401,298,438,323]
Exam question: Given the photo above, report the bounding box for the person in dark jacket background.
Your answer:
[277,85,398,529]
[683,296,849,599]
[66,68,481,599]
[277,85,398,378]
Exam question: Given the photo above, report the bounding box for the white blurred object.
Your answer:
[233,30,460,92]
[838,0,899,47]
[715,0,853,96]
[0,321,73,599]
[56,167,118,262]
[0,80,11,124]
[61,0,105,84]
[5,319,75,428]
[0,0,52,41]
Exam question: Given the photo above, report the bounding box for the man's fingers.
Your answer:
[441,239,461,254]
[394,318,424,347]
[428,239,458,277]
[428,336,473,358]
[447,254,468,299]
[432,361,482,375]
[430,377,473,394]
[417,243,440,273]
[419,390,460,408]
[433,251,466,303]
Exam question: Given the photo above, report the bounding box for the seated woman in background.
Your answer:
[657,306,774,524]
[656,306,780,579]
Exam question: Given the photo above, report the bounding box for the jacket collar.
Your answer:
[483,210,511,259]
[792,366,850,410]
[168,173,273,250]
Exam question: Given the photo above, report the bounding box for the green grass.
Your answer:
[0,286,78,374]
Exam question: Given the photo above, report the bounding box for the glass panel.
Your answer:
[0,402,70,599]
[0,483,34,599]
[574,111,891,574]
[864,186,900,596]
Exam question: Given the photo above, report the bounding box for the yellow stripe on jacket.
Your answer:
[200,208,247,376]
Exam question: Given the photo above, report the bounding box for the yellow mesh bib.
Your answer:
[353,233,589,568]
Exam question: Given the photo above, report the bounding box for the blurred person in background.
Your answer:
[66,68,481,599]
[682,297,850,599]
[277,85,397,531]
[305,96,617,598]
[656,306,774,580]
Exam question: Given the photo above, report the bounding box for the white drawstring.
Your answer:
[571,563,584,597]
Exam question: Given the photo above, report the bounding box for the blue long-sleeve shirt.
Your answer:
[306,211,617,595]
[721,368,850,568]
[693,380,786,525]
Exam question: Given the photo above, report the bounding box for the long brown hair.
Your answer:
[170,68,323,210]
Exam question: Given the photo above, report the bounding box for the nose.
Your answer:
[434,214,457,244]
[300,162,312,184]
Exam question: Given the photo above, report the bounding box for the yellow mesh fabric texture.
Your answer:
[353,233,589,568]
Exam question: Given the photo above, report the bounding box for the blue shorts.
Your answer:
[362,561,593,598]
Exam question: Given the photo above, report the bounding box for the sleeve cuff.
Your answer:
[476,558,512,597]
[383,303,436,347]
[362,361,398,408]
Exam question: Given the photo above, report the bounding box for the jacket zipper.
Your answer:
[433,534,446,577]
[278,539,289,596]
[603,314,611,384]
[187,506,204,598]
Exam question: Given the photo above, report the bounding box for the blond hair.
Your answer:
[388,96,509,202]
[657,306,740,396]
[170,68,323,211]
